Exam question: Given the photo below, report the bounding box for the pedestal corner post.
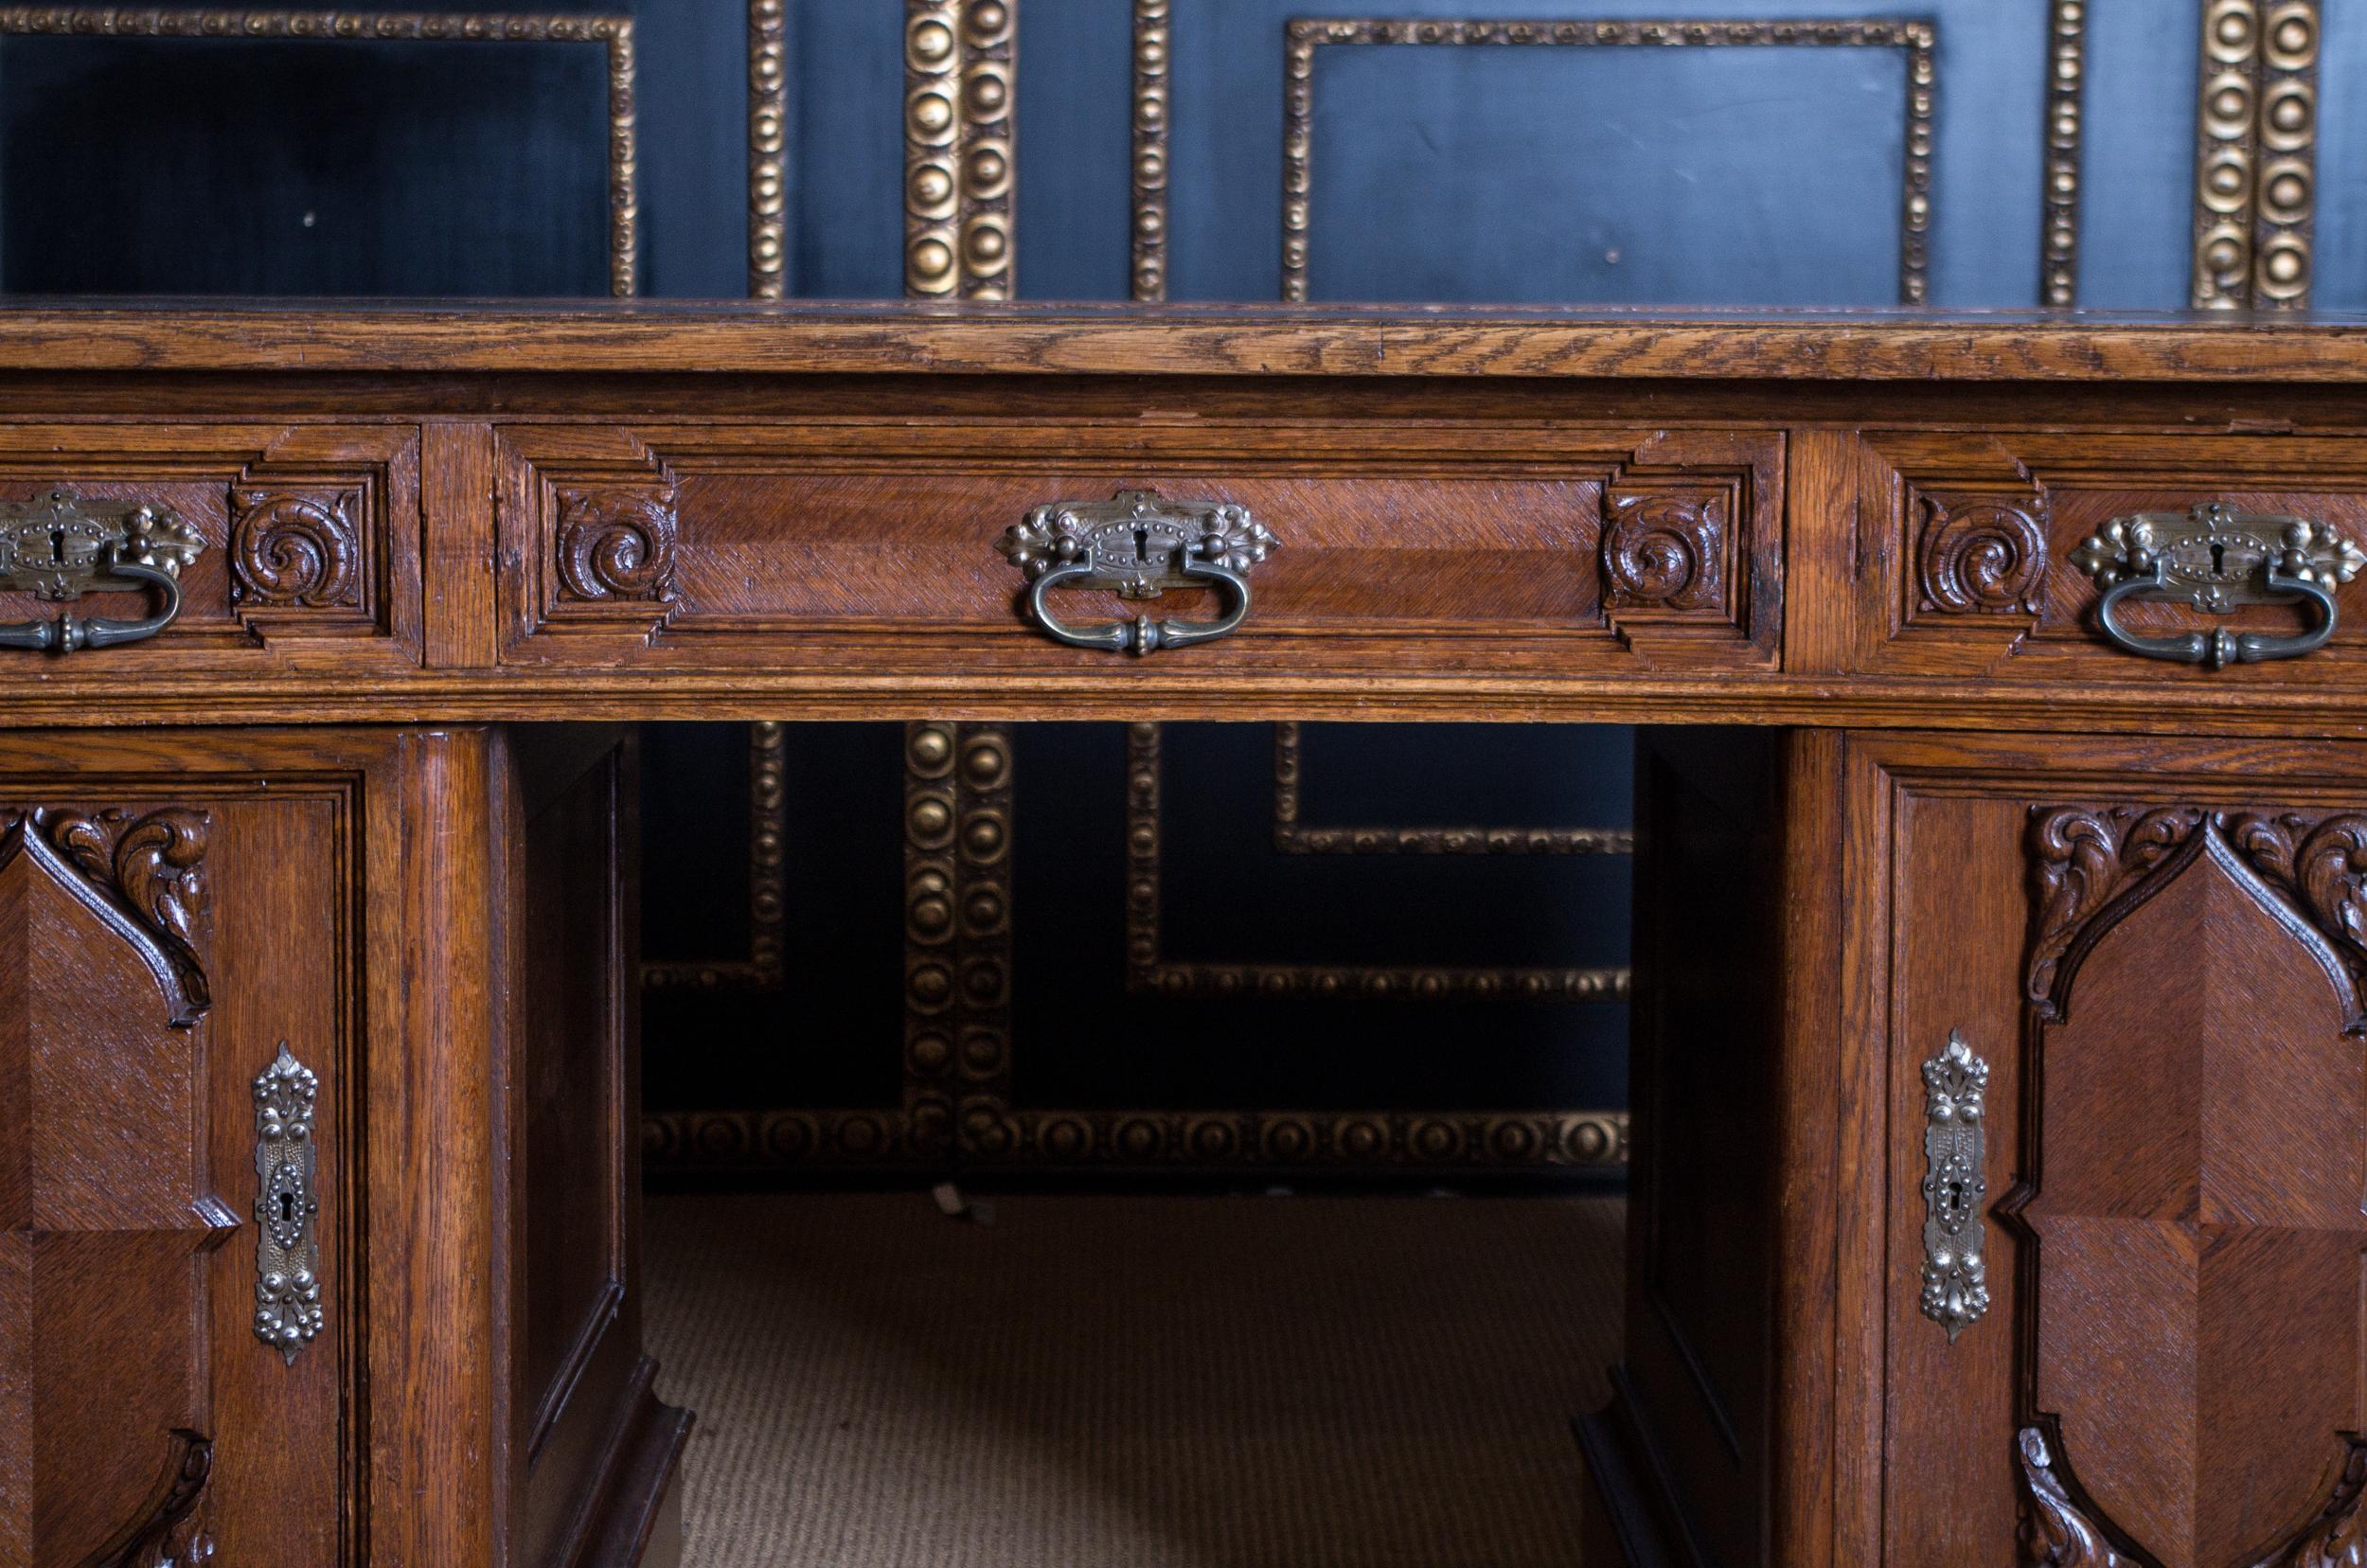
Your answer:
[366,727,509,1565]
[365,726,686,1566]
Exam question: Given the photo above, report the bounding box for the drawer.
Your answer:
[493,420,1782,676]
[1852,431,2367,686]
[0,423,421,674]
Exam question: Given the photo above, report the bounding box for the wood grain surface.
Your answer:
[3,302,2367,382]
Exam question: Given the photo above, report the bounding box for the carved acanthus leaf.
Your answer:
[7,806,211,1025]
[2018,1426,2139,1567]
[1601,482,1729,612]
[2025,805,2206,1016]
[1917,492,2048,615]
[90,1428,215,1568]
[2223,811,2367,972]
[229,486,363,610]
[556,480,680,603]
[2250,1438,2367,1567]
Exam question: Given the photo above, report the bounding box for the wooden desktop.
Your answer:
[6,302,2364,1567]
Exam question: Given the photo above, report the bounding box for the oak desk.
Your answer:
[9,303,2367,1568]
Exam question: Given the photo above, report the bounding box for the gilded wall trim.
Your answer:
[1127,723,1629,1003]
[1272,722,1635,856]
[642,721,788,991]
[2040,1,2086,306]
[648,1107,1628,1173]
[1131,0,1170,300]
[749,0,788,298]
[2192,0,2318,309]
[1279,16,1936,305]
[0,8,641,295]
[902,722,1014,1162]
[906,0,1015,298]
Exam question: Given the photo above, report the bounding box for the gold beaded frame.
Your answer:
[1277,16,1936,305]
[0,7,639,295]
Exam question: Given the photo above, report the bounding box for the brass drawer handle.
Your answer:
[998,490,1277,655]
[2070,503,2362,668]
[0,490,204,653]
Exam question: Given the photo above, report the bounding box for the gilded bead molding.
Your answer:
[2193,0,2318,309]
[906,0,1014,299]
[1279,16,1937,305]
[0,8,640,294]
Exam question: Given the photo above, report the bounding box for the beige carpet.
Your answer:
[642,1191,1624,1568]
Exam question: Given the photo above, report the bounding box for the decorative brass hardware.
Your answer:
[999,490,1276,655]
[2069,503,2360,667]
[1919,1030,1989,1341]
[253,1042,323,1364]
[0,492,203,653]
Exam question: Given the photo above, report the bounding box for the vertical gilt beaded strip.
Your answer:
[905,0,1015,298]
[1131,0,1170,300]
[2040,1,2085,305]
[749,0,788,298]
[2193,0,2318,309]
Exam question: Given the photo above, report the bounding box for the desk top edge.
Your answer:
[9,299,2367,381]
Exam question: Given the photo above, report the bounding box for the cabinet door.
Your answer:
[1852,732,2367,1568]
[0,756,354,1564]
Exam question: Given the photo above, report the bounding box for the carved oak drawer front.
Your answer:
[1859,431,2367,685]
[0,424,422,671]
[493,422,1783,675]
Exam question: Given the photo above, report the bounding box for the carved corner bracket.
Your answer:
[2026,804,2367,1029]
[0,806,210,1025]
[228,483,369,626]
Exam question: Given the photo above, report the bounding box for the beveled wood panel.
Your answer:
[0,423,422,672]
[493,422,1782,678]
[1849,733,2367,1568]
[0,780,351,1565]
[1852,431,2367,689]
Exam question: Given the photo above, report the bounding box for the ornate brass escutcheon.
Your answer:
[0,490,204,653]
[2068,502,2362,668]
[253,1042,323,1364]
[1919,1030,1989,1341]
[997,489,1277,655]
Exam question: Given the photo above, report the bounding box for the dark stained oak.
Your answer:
[7,301,2367,382]
[1600,731,2367,1568]
[12,306,2367,1565]
[0,727,683,1567]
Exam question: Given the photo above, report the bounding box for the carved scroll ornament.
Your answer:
[1917,493,2048,615]
[555,480,679,603]
[1601,482,1727,612]
[229,486,362,610]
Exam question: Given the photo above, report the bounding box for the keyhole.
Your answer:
[1134,525,1153,561]
[47,526,65,561]
[2211,542,2228,576]
[278,1191,296,1225]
